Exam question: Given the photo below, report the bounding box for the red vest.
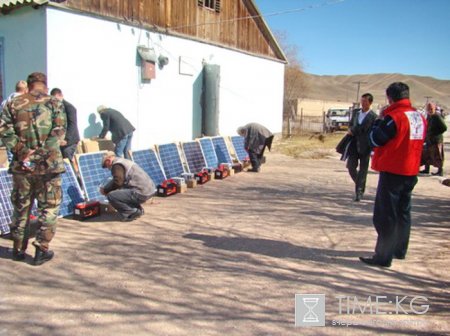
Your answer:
[371,99,426,176]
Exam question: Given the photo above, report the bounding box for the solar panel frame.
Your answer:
[181,141,207,174]
[59,160,85,217]
[0,168,13,235]
[198,137,219,168]
[230,135,249,162]
[76,151,110,202]
[131,148,167,186]
[157,143,187,179]
[211,136,233,164]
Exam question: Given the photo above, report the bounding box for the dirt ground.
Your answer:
[0,140,449,335]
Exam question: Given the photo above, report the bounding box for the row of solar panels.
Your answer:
[0,136,248,235]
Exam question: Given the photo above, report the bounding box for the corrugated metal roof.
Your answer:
[0,0,47,9]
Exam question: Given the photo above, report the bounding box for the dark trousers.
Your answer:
[249,136,273,170]
[347,153,370,193]
[107,189,152,219]
[61,143,78,161]
[373,172,418,264]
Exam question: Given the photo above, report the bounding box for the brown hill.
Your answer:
[303,73,450,110]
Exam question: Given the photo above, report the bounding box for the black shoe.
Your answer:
[354,191,363,202]
[12,249,26,261]
[419,169,430,174]
[34,247,54,266]
[393,254,406,260]
[121,209,143,222]
[247,167,261,173]
[359,256,391,267]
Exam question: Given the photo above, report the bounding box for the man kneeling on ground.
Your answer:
[100,151,156,222]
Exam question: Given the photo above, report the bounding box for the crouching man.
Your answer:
[100,151,156,221]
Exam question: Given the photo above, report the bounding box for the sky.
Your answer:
[255,0,450,80]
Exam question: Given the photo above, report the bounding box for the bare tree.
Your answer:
[274,31,308,136]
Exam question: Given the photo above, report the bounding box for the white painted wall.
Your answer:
[0,6,47,96]
[45,8,283,150]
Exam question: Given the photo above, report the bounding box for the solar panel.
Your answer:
[182,141,207,173]
[230,135,249,162]
[132,148,167,186]
[157,143,186,179]
[0,168,13,235]
[211,136,233,164]
[59,160,85,217]
[198,138,219,168]
[76,152,110,201]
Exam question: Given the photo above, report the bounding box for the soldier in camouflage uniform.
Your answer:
[0,72,66,266]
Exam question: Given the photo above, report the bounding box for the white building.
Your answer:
[0,0,287,149]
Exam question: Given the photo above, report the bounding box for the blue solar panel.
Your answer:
[212,136,233,164]
[157,143,186,179]
[230,135,249,162]
[199,138,219,168]
[60,161,85,217]
[182,141,207,173]
[132,148,166,186]
[77,152,110,201]
[0,168,13,235]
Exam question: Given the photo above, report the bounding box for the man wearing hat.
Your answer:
[237,123,274,172]
[96,105,135,159]
[100,151,156,222]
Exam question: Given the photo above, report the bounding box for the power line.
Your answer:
[171,0,346,30]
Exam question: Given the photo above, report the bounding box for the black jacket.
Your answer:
[426,113,447,145]
[99,108,135,144]
[63,100,80,146]
[349,109,377,156]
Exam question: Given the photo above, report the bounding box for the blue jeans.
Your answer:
[115,133,133,159]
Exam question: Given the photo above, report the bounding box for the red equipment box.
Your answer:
[214,164,229,179]
[195,169,210,184]
[74,201,101,220]
[232,163,243,173]
[157,179,178,197]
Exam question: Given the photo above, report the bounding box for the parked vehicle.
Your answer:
[325,107,351,132]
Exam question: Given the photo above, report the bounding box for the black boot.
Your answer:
[33,246,54,266]
[432,168,443,176]
[12,249,26,261]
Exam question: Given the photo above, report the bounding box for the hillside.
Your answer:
[303,73,450,110]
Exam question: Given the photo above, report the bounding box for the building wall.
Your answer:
[46,8,283,149]
[295,98,353,117]
[0,6,47,96]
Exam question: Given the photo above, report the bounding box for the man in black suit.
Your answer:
[347,93,377,201]
[97,105,135,160]
[50,88,80,161]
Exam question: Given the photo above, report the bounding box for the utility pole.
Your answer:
[353,81,367,103]
[424,96,432,104]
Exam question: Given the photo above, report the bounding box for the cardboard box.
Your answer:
[0,147,8,168]
[187,179,197,188]
[82,139,115,153]
[177,184,187,193]
[208,172,215,181]
[229,168,235,176]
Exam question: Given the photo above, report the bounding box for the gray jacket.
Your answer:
[104,158,156,197]
[242,123,274,154]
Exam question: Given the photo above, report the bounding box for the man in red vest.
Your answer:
[360,82,426,267]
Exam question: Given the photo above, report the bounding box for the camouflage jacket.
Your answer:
[0,89,66,175]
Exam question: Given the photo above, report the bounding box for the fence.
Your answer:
[283,112,327,136]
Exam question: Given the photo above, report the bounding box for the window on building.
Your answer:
[198,0,221,13]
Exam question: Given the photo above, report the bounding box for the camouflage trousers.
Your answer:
[10,173,62,252]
